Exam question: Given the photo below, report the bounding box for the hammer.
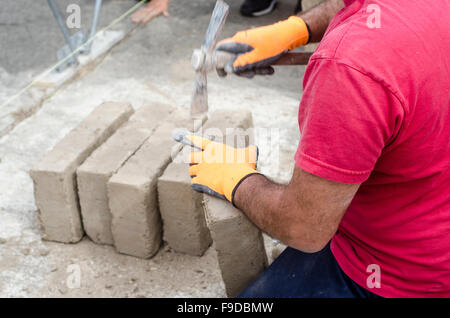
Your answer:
[190,0,313,116]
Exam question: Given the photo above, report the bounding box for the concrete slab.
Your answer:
[30,102,133,243]
[34,67,78,89]
[77,102,174,245]
[78,30,125,67]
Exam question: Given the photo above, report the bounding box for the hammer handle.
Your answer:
[272,52,313,65]
[212,51,313,72]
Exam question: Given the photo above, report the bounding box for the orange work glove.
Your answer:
[183,135,260,204]
[215,16,310,77]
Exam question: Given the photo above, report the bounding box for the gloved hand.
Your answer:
[215,16,310,78]
[183,135,260,204]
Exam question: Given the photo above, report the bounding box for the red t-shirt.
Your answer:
[295,0,450,297]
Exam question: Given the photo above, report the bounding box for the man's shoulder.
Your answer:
[312,0,421,67]
[308,0,449,98]
[320,0,449,54]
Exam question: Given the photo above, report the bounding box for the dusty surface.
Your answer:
[0,0,315,297]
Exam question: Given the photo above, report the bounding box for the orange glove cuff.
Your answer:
[286,16,311,49]
[224,165,259,202]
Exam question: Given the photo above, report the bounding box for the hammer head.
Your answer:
[192,49,235,74]
[190,0,230,117]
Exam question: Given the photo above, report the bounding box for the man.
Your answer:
[181,0,450,297]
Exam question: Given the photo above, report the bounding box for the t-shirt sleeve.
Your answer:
[343,0,355,6]
[295,58,403,183]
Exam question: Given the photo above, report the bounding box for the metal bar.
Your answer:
[86,0,102,51]
[191,0,230,116]
[47,0,78,65]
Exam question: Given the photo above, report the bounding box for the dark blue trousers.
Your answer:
[238,244,381,298]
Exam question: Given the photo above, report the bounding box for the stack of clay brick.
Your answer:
[30,101,267,297]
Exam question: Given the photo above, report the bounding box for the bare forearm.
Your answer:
[233,167,359,253]
[234,174,324,253]
[234,174,293,244]
[299,0,345,42]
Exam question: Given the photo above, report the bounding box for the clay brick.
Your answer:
[107,110,205,258]
[157,109,254,256]
[203,195,267,298]
[77,103,174,245]
[30,102,134,243]
[157,159,211,256]
[199,109,254,145]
